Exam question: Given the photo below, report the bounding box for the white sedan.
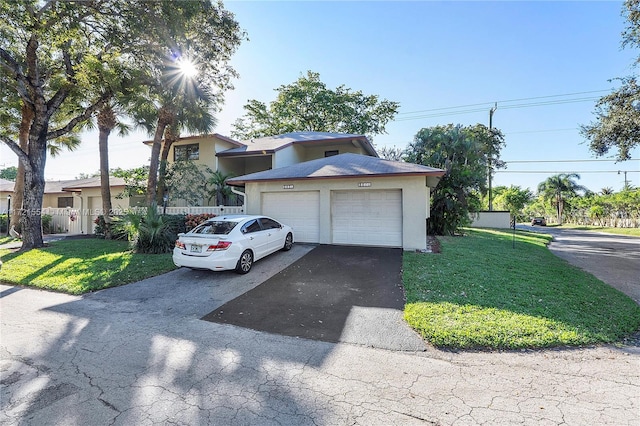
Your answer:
[173,215,294,274]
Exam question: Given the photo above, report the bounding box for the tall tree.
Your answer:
[140,2,243,204]
[404,124,504,235]
[493,185,533,222]
[0,1,137,249]
[581,0,640,161]
[232,71,400,141]
[537,173,588,224]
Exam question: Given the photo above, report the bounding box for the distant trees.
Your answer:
[581,0,640,161]
[404,123,505,235]
[492,185,533,222]
[0,166,17,181]
[536,173,588,225]
[232,71,399,141]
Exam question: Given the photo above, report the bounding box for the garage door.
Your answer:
[331,190,402,247]
[262,191,320,243]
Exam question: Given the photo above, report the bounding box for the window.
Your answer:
[259,218,281,230]
[174,143,200,161]
[191,221,237,235]
[57,197,74,208]
[324,150,339,157]
[241,219,262,234]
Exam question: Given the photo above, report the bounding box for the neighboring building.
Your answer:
[1,176,140,234]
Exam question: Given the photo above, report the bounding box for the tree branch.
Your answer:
[1,136,30,170]
[46,91,112,139]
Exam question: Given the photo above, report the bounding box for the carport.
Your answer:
[227,153,444,251]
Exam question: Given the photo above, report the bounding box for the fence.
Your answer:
[17,205,245,236]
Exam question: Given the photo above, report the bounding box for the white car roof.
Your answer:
[208,214,264,223]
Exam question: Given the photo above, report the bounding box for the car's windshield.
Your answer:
[191,221,237,235]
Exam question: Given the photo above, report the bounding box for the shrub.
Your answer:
[0,214,7,234]
[41,214,53,234]
[134,206,174,254]
[94,215,129,241]
[185,213,216,231]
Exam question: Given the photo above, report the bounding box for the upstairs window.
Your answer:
[174,143,200,161]
[57,197,74,208]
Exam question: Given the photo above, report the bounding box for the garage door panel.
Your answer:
[262,191,320,243]
[331,190,402,247]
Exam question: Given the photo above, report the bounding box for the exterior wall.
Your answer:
[243,176,430,250]
[168,135,239,171]
[301,144,368,161]
[273,145,305,169]
[72,187,131,234]
[469,211,512,229]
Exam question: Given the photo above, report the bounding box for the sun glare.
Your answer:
[178,59,198,78]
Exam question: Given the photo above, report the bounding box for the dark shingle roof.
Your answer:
[227,153,444,185]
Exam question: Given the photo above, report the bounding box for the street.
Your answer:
[519,225,640,304]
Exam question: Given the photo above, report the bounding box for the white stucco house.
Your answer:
[159,131,445,251]
[226,153,444,251]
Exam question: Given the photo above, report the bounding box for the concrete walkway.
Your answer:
[1,241,639,424]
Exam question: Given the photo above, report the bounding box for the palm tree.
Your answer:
[537,173,588,224]
[207,170,234,206]
[601,187,614,195]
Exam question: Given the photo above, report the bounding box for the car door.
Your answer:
[259,217,285,253]
[241,219,271,260]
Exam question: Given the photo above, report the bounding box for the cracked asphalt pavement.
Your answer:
[1,244,639,425]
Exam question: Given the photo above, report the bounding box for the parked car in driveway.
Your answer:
[173,215,294,274]
[531,217,547,226]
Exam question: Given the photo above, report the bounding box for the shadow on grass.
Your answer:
[0,239,175,294]
[403,228,640,350]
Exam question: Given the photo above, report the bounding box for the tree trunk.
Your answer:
[10,103,33,232]
[97,105,116,239]
[146,106,173,205]
[20,118,48,251]
[155,123,178,206]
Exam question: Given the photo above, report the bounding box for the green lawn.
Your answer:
[556,224,640,237]
[403,228,640,350]
[0,238,176,294]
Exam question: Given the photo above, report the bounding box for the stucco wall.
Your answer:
[243,176,431,250]
[469,211,512,229]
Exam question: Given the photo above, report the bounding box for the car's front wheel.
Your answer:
[282,233,293,251]
[235,250,253,274]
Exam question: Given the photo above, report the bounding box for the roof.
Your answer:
[0,178,14,192]
[226,153,445,186]
[217,131,377,157]
[60,176,126,192]
[142,133,244,147]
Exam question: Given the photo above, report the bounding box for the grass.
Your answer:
[556,224,640,237]
[0,238,176,294]
[403,228,640,350]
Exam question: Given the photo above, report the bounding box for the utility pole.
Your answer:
[618,170,629,190]
[488,103,497,211]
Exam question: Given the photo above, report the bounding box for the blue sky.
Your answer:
[2,0,638,192]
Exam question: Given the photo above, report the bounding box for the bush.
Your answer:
[185,213,216,231]
[134,206,174,254]
[163,213,187,236]
[94,215,129,240]
[0,214,7,234]
[41,214,53,234]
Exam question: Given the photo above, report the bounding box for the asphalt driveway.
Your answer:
[203,245,426,351]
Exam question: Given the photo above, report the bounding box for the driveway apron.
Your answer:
[203,245,426,351]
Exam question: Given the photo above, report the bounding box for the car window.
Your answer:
[241,219,262,234]
[259,218,281,230]
[191,221,237,235]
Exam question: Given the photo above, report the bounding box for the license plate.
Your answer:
[190,244,201,253]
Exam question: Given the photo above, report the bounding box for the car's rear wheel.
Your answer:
[282,233,293,251]
[235,250,253,274]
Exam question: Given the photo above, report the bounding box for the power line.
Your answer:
[394,96,601,121]
[495,170,639,174]
[396,89,610,116]
[505,158,640,164]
